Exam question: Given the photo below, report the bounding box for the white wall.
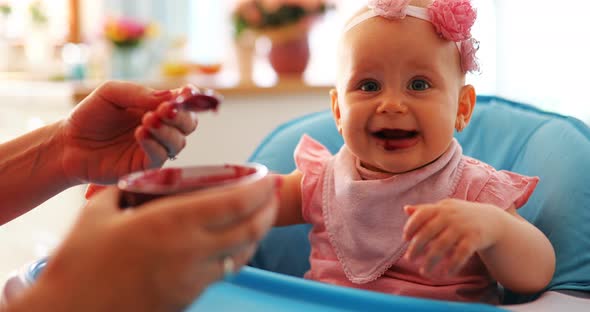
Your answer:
[167,89,330,167]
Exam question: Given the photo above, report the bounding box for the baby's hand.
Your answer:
[402,199,504,276]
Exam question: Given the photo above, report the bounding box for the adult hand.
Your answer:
[14,175,279,312]
[59,81,199,186]
[402,199,505,276]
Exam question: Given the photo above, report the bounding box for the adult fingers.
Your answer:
[202,193,277,259]
[93,80,173,110]
[83,186,121,217]
[215,243,257,280]
[141,111,186,158]
[155,101,199,136]
[201,176,278,231]
[232,243,257,269]
[135,127,168,168]
[137,175,278,231]
[85,184,107,199]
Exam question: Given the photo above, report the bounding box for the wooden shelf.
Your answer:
[1,72,333,103]
[71,74,333,103]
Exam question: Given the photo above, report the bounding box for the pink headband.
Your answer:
[344,0,480,73]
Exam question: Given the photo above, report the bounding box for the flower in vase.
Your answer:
[231,0,334,39]
[104,16,156,49]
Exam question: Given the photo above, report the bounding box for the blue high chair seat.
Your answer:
[247,95,590,308]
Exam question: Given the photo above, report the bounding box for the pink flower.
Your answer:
[241,2,263,25]
[460,37,480,73]
[119,18,146,39]
[368,0,411,19]
[428,0,476,41]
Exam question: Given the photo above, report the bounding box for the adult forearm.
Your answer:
[0,121,72,224]
[479,213,555,294]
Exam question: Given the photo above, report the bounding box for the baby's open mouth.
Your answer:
[372,129,420,150]
[373,129,418,140]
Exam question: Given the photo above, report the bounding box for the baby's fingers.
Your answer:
[403,204,439,241]
[447,237,477,275]
[419,229,461,275]
[405,215,448,261]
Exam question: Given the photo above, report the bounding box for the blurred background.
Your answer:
[0,0,589,283]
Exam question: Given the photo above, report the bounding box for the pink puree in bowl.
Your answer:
[118,164,267,208]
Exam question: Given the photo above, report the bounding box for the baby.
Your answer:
[274,0,555,304]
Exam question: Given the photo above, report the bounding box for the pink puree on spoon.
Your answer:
[175,87,222,112]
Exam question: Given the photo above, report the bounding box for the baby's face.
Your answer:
[332,13,468,174]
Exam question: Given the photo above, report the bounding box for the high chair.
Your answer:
[244,95,590,311]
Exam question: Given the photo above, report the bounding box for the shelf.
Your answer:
[71,74,333,104]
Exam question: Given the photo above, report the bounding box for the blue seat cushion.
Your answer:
[248,95,590,304]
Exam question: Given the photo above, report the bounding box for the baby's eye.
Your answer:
[359,81,381,92]
[408,79,431,91]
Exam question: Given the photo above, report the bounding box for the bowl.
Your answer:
[118,163,269,208]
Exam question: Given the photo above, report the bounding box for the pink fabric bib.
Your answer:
[324,139,464,283]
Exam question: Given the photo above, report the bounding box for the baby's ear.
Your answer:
[330,89,343,134]
[457,85,476,127]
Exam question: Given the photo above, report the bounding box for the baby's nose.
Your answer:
[376,98,408,114]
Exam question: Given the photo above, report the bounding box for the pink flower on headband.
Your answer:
[460,37,480,73]
[368,0,411,19]
[428,0,477,41]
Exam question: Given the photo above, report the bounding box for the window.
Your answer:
[1,0,68,40]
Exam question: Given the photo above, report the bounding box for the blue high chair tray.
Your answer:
[18,259,503,311]
[187,266,505,311]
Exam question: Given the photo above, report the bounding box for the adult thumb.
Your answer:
[84,186,123,215]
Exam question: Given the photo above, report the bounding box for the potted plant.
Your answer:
[104,16,155,79]
[232,0,333,77]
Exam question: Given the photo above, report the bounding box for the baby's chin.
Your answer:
[361,161,422,175]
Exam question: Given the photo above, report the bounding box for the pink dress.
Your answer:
[294,135,539,304]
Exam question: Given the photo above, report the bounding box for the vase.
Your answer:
[110,45,146,80]
[268,35,310,77]
[262,18,314,78]
[234,30,257,85]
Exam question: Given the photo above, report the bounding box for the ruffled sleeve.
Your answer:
[294,134,333,221]
[294,134,333,176]
[477,170,539,210]
[454,157,539,210]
